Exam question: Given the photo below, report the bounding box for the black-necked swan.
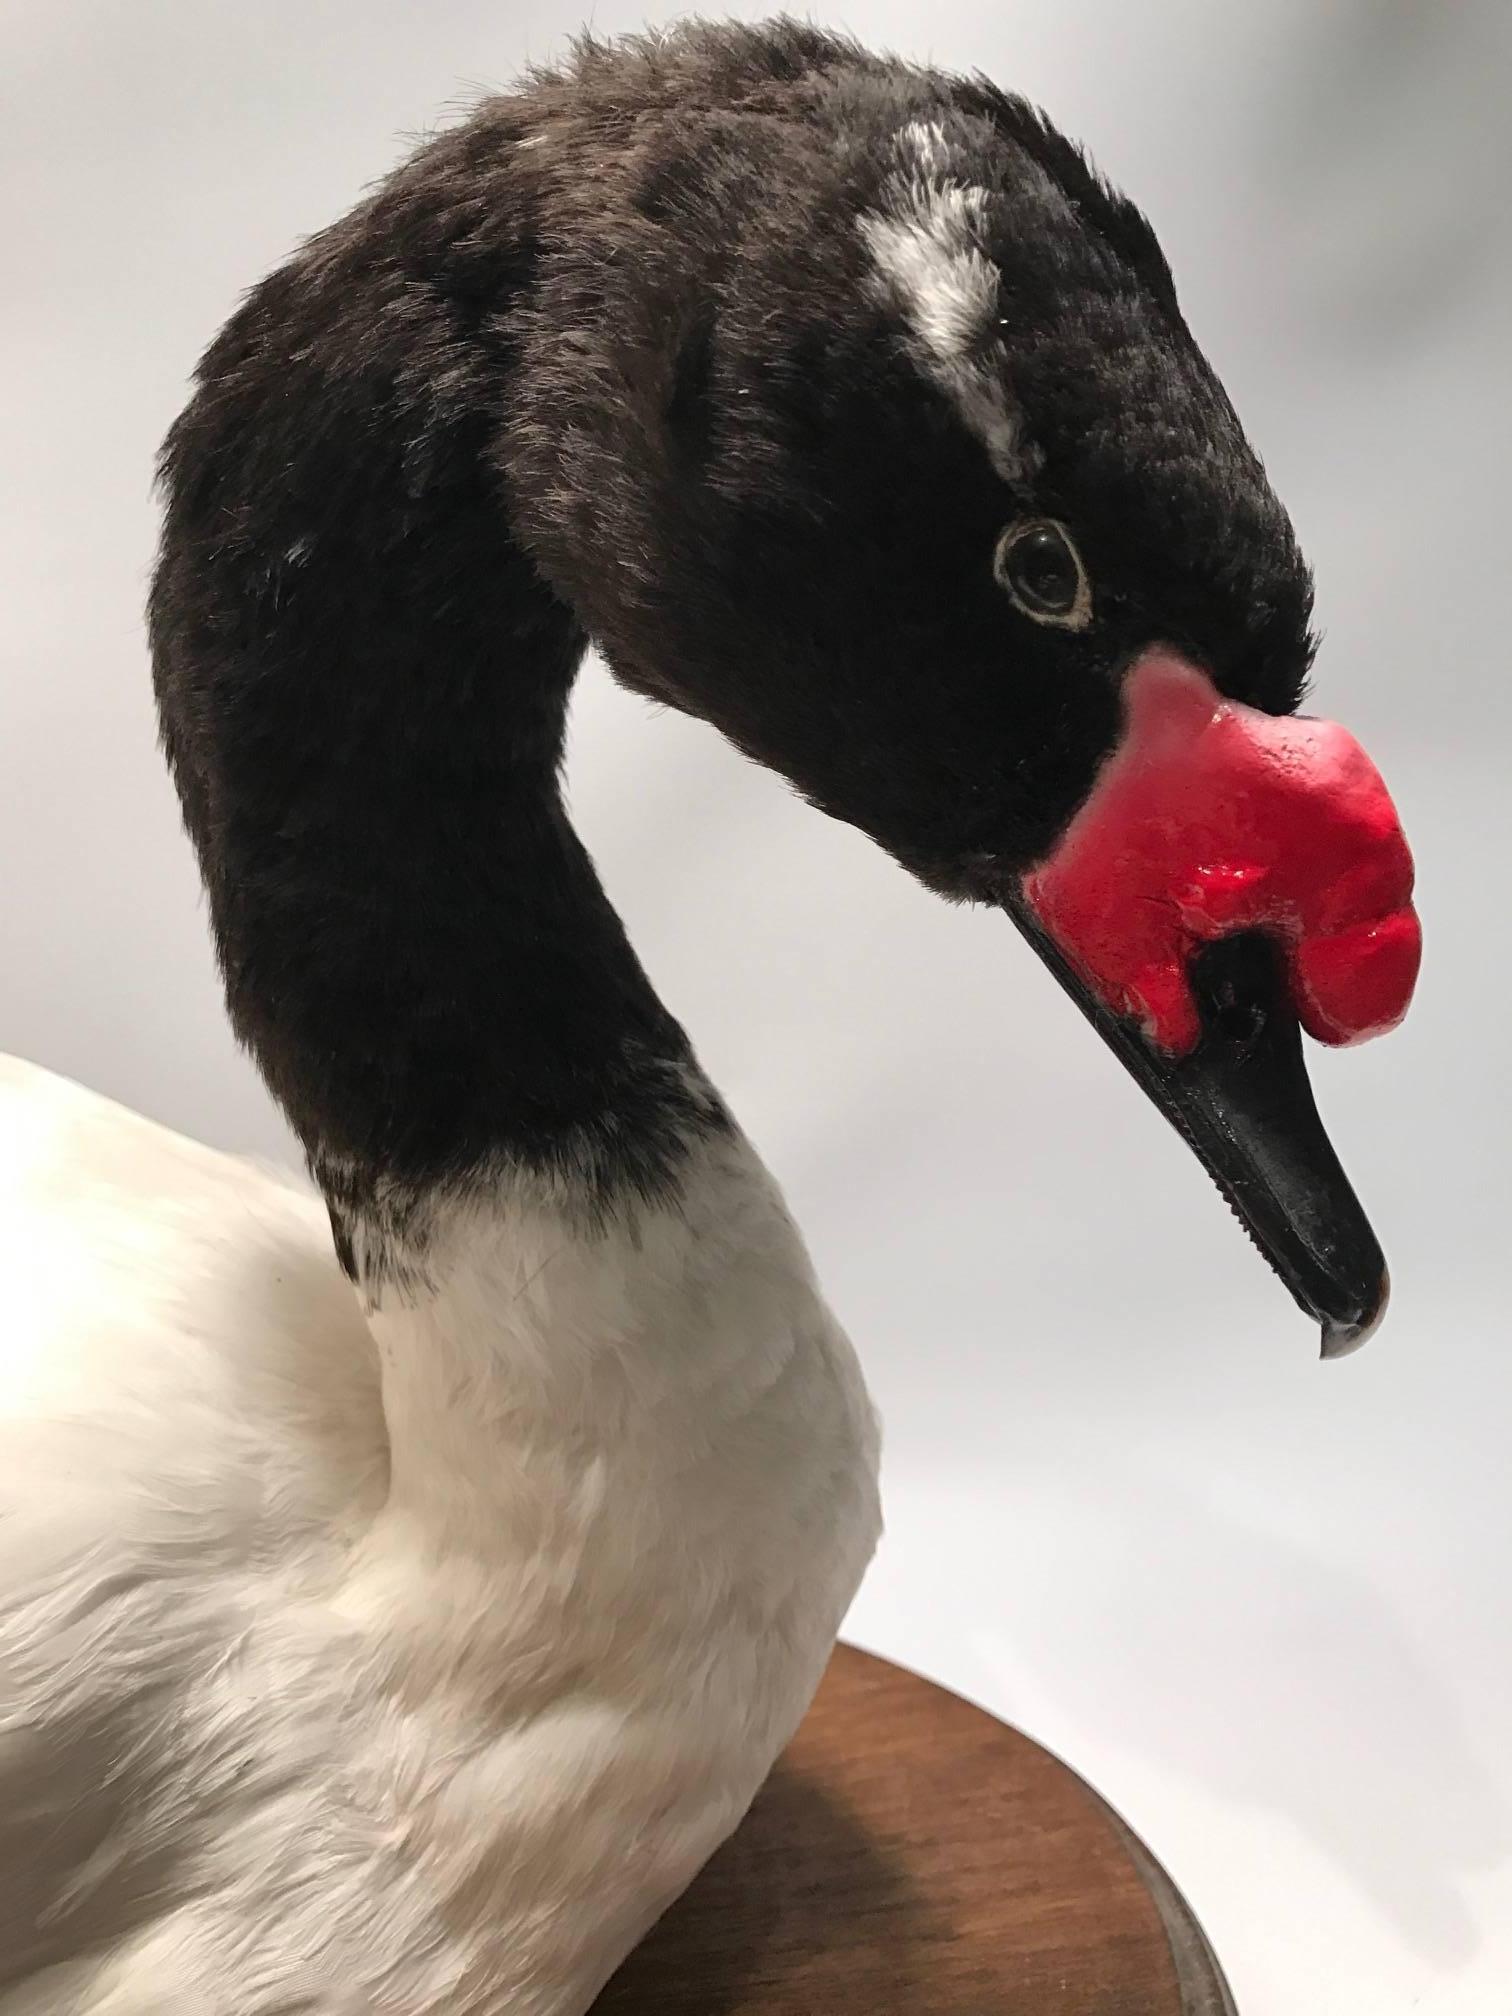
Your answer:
[0,21,1419,2015]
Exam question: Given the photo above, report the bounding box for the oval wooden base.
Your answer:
[596,1644,1235,2014]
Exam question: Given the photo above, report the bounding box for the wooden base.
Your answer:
[596,1644,1235,2014]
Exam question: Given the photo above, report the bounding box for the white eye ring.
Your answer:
[992,518,1093,631]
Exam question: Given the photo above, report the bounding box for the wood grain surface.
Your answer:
[595,1644,1234,2014]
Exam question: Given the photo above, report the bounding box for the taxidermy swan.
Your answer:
[0,21,1419,2014]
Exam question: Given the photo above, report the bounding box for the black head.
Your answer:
[510,63,1316,899]
[503,38,1399,1350]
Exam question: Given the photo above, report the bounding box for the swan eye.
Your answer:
[993,520,1091,630]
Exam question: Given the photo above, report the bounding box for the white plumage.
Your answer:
[0,1056,880,2012]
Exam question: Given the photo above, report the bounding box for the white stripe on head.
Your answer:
[859,122,1038,484]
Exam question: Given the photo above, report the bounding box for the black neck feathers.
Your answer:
[149,105,716,1219]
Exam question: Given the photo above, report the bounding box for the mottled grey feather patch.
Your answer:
[860,122,1038,483]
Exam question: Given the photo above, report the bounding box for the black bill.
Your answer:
[1007,905,1390,1356]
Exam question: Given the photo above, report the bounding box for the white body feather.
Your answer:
[0,1055,881,2013]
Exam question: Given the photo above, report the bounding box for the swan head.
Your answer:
[513,84,1417,1349]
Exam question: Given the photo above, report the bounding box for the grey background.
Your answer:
[4,2,1510,2008]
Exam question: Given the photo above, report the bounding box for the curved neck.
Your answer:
[150,194,719,1265]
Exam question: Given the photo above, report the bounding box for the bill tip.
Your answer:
[1320,1267,1391,1359]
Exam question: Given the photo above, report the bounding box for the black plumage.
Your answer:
[149,18,1316,1239]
